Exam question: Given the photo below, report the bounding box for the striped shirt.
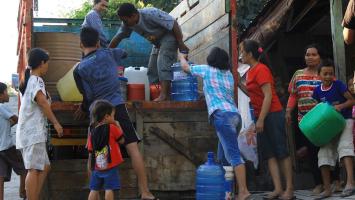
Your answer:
[190,65,238,117]
[288,69,321,121]
[82,10,108,48]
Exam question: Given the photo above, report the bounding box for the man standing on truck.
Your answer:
[82,0,109,48]
[109,3,189,101]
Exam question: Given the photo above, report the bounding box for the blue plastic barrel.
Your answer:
[196,152,225,200]
[171,62,198,101]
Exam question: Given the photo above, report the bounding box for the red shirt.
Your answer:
[87,124,124,170]
[246,63,283,117]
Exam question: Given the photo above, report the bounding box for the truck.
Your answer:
[17,0,233,199]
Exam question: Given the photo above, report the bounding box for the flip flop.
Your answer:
[340,187,355,197]
[263,193,280,200]
[313,193,331,200]
[279,195,296,200]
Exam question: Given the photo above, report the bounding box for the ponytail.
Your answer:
[19,68,31,95]
[242,39,271,67]
[19,48,49,95]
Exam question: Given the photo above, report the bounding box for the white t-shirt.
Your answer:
[0,104,14,151]
[16,75,48,149]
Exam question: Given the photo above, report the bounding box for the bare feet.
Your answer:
[141,191,158,200]
[237,191,251,200]
[153,95,168,101]
[279,190,294,200]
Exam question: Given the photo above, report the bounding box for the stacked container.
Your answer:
[124,66,150,101]
[171,62,198,101]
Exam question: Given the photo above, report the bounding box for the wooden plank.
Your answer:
[169,0,189,20]
[50,138,87,146]
[189,27,229,64]
[330,0,347,82]
[185,14,229,52]
[179,0,226,40]
[149,127,203,166]
[140,111,209,122]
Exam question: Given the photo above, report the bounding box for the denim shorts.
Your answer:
[257,110,289,161]
[90,166,120,191]
[211,110,244,167]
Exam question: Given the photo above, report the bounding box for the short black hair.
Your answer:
[117,3,138,17]
[80,27,99,47]
[94,0,108,5]
[0,82,7,94]
[304,43,325,59]
[318,58,335,74]
[206,47,231,70]
[91,100,115,125]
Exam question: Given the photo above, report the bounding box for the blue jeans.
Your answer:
[212,110,244,167]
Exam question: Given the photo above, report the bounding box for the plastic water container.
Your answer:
[171,62,198,101]
[127,84,145,101]
[223,166,235,200]
[56,62,83,102]
[196,152,225,200]
[124,66,150,101]
[299,102,346,146]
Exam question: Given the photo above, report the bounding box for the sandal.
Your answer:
[314,192,331,200]
[340,187,355,197]
[263,193,280,200]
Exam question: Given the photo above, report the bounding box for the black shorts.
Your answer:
[114,104,141,145]
[257,111,290,161]
[0,146,26,182]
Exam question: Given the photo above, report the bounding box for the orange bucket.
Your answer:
[150,84,161,100]
[128,84,145,101]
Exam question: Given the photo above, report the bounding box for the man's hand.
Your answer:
[74,105,87,120]
[334,104,342,112]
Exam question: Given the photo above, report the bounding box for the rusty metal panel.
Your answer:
[34,32,81,98]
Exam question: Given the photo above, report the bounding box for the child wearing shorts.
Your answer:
[87,100,124,200]
[0,82,26,200]
[312,59,355,198]
[179,47,251,200]
[16,48,63,199]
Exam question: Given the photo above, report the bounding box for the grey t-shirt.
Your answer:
[115,7,175,46]
[0,104,14,151]
[82,9,108,48]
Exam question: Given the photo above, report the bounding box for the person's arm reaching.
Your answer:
[35,91,63,137]
[172,20,189,53]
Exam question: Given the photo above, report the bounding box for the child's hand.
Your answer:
[334,104,342,112]
[54,123,63,137]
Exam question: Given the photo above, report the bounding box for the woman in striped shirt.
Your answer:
[286,44,323,194]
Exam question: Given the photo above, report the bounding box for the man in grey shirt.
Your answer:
[109,3,189,101]
[82,0,109,48]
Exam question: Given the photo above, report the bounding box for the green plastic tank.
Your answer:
[299,102,346,147]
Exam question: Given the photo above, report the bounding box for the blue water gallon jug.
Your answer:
[171,62,198,101]
[196,152,225,200]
